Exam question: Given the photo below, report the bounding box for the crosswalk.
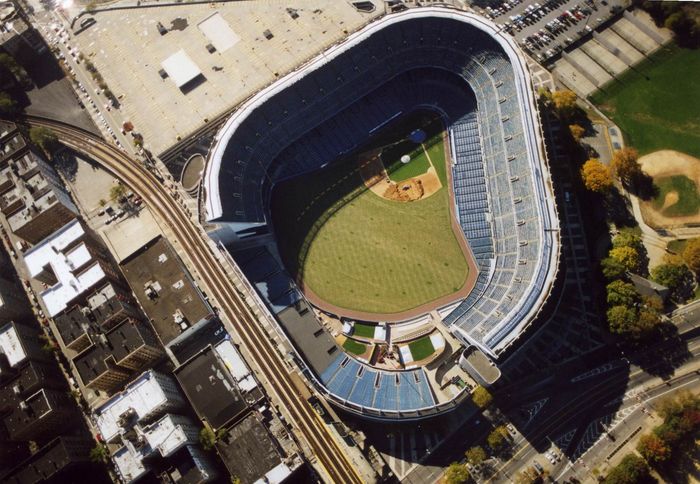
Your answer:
[384,428,444,480]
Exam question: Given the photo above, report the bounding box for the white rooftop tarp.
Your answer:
[198,12,240,53]
[161,50,202,88]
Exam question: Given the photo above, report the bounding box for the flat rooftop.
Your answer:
[174,346,248,430]
[0,321,28,367]
[73,1,381,155]
[120,237,211,346]
[216,413,282,484]
[94,370,182,442]
[461,346,501,385]
[23,220,106,317]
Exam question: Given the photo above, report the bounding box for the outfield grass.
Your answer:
[353,323,376,339]
[343,338,367,356]
[271,110,468,314]
[408,336,435,361]
[652,175,700,217]
[590,44,700,158]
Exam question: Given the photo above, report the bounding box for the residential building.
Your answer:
[0,122,77,245]
[94,370,185,443]
[2,435,95,484]
[2,387,76,443]
[112,414,204,483]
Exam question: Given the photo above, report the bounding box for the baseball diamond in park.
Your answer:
[204,8,560,418]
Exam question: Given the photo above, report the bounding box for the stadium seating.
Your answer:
[209,11,559,414]
[320,355,435,412]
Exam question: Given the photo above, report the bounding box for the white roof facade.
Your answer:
[0,323,27,367]
[95,371,170,442]
[23,220,106,317]
[214,337,258,392]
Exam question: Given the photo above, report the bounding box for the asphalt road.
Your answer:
[489,332,700,483]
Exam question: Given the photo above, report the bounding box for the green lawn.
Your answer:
[590,44,700,158]
[667,239,688,254]
[343,338,367,356]
[353,323,376,339]
[271,110,468,314]
[408,336,435,361]
[652,175,700,217]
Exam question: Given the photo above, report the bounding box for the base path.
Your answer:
[357,147,442,201]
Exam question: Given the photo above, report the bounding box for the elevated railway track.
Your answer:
[23,115,363,484]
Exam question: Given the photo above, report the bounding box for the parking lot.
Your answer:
[472,0,628,63]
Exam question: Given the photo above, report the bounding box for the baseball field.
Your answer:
[271,110,470,315]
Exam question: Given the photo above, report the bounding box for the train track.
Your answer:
[25,116,363,484]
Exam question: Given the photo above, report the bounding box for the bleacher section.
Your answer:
[320,355,435,413]
[206,9,560,417]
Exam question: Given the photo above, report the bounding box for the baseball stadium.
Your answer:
[204,7,560,419]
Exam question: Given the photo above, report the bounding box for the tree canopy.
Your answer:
[580,159,613,193]
[471,386,493,409]
[569,124,586,143]
[465,446,486,466]
[552,89,578,118]
[487,427,507,451]
[607,305,638,335]
[29,126,59,155]
[682,237,700,274]
[444,462,471,484]
[651,262,693,302]
[606,280,640,307]
[601,257,627,280]
[611,148,642,188]
[603,454,651,484]
[636,433,671,464]
[609,246,641,273]
[0,92,17,116]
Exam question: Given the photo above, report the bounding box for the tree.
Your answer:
[552,90,577,118]
[444,462,471,484]
[607,305,638,335]
[636,433,671,465]
[611,148,642,188]
[89,443,108,463]
[682,238,700,274]
[651,262,693,302]
[199,427,216,451]
[537,86,552,107]
[612,229,644,252]
[606,280,639,307]
[609,246,640,273]
[29,126,59,155]
[601,257,627,280]
[0,91,17,116]
[487,427,508,451]
[471,385,493,409]
[514,467,541,484]
[109,183,127,202]
[465,446,486,466]
[569,124,586,143]
[603,454,651,484]
[580,159,613,193]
